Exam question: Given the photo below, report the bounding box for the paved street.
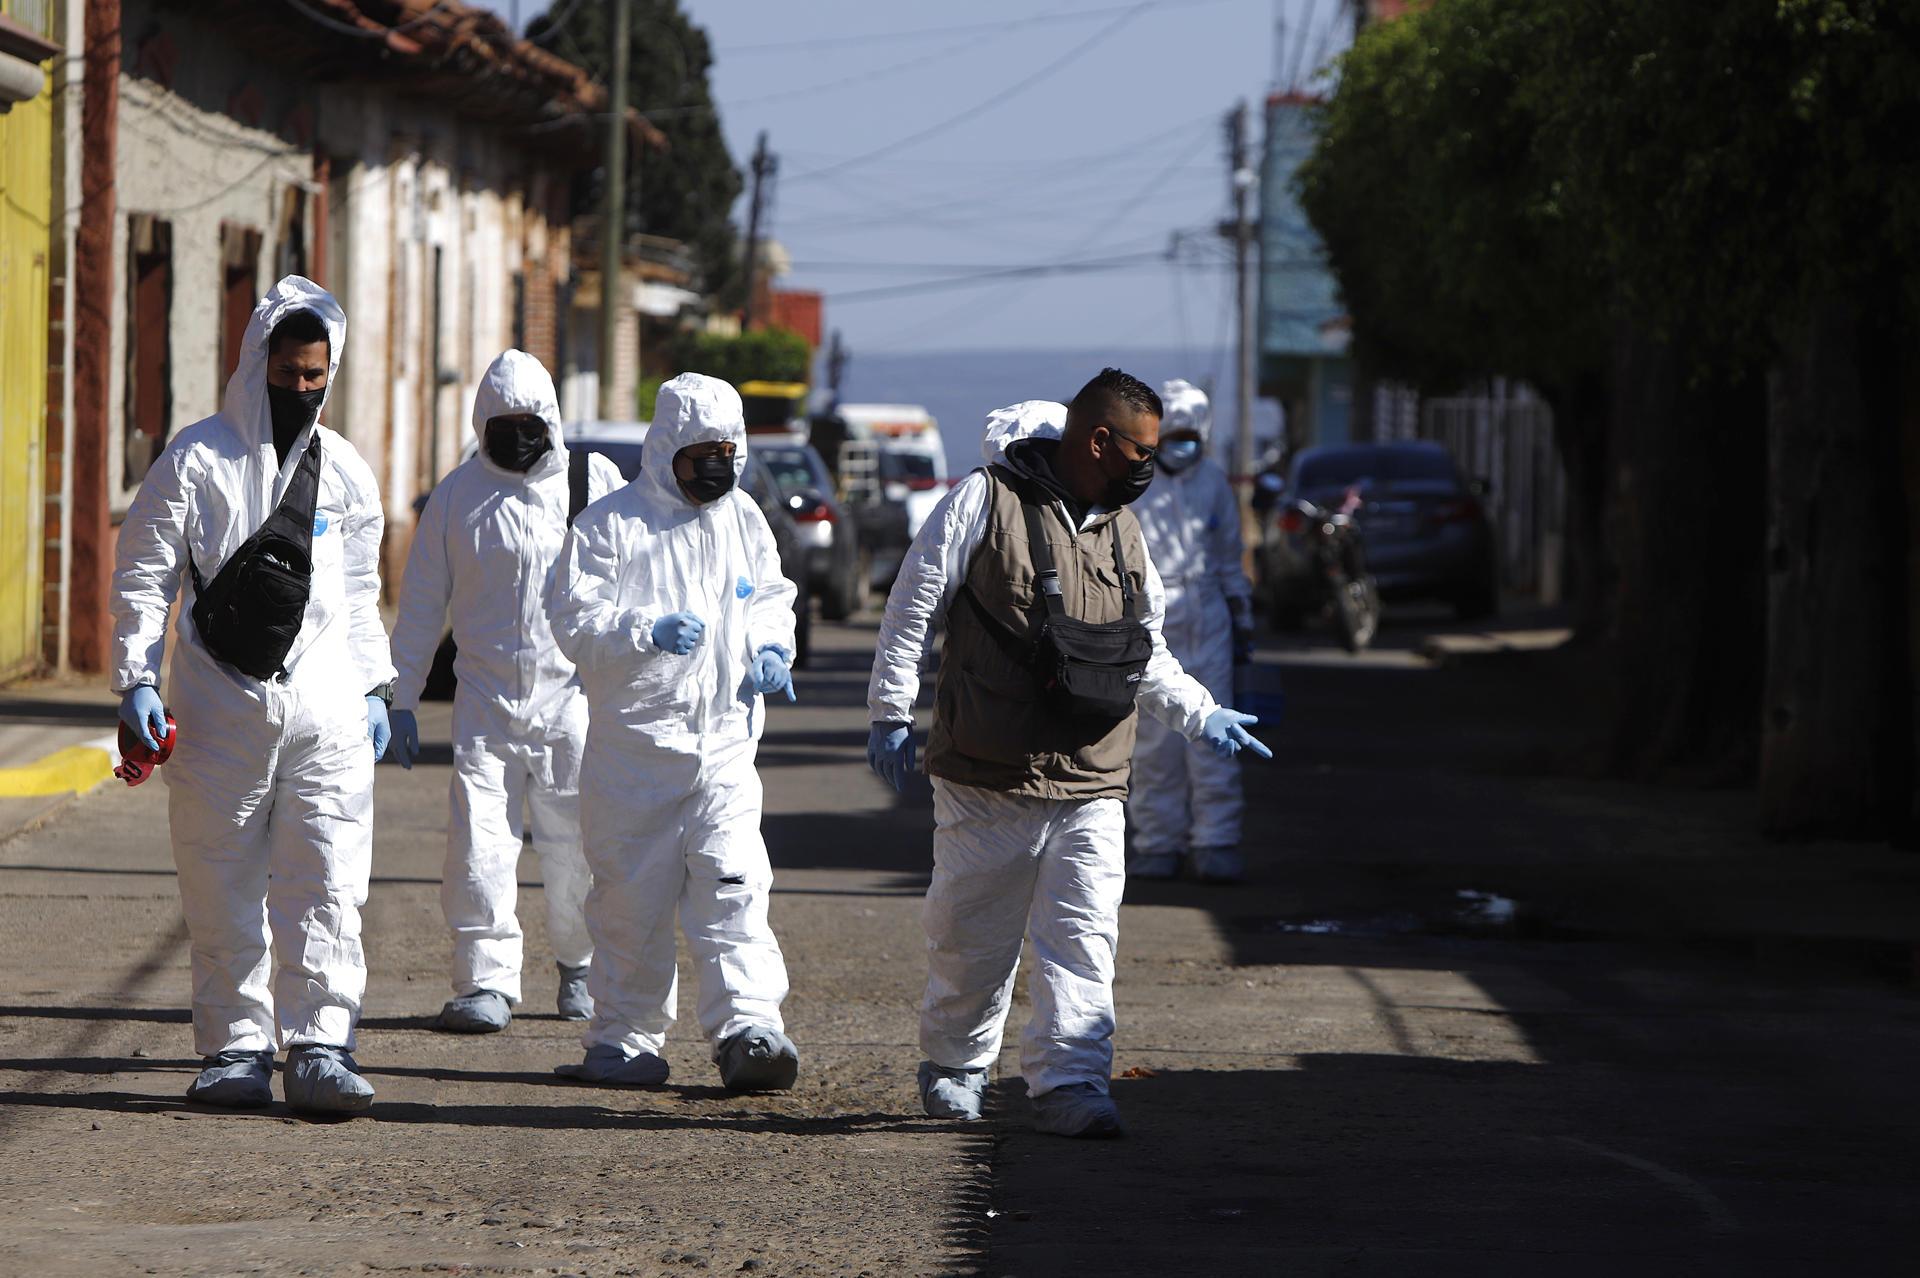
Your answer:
[1,613,1917,1276]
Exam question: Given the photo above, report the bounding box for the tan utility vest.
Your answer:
[925,464,1150,800]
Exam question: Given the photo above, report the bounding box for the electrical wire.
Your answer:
[716,0,1234,55]
[782,2,1154,187]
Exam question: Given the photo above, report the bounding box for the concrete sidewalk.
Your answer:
[0,676,123,843]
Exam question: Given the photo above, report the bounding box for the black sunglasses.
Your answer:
[1102,423,1158,462]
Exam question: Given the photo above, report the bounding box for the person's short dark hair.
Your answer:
[1067,367,1162,428]
[268,308,330,358]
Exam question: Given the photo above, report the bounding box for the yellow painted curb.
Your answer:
[0,743,116,798]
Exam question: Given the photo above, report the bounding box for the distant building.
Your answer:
[1258,91,1351,455]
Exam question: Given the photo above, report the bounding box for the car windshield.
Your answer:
[881,451,939,487]
[756,446,823,498]
[572,441,647,482]
[1295,447,1458,491]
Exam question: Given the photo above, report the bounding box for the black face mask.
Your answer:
[483,418,552,473]
[1105,448,1155,507]
[680,451,737,504]
[267,383,326,463]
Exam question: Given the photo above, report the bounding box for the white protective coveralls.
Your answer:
[110,275,394,1057]
[546,373,799,1059]
[389,350,623,1003]
[867,401,1219,1096]
[1126,379,1255,858]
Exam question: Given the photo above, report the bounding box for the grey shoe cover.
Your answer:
[554,1044,670,1087]
[1126,850,1183,879]
[284,1045,375,1116]
[555,963,593,1021]
[437,989,512,1033]
[186,1048,274,1108]
[918,1060,988,1120]
[1189,845,1245,883]
[717,1026,800,1092]
[1031,1082,1123,1139]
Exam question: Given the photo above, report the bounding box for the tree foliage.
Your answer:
[1296,0,1607,394]
[667,327,811,389]
[1303,0,1920,386]
[533,0,744,302]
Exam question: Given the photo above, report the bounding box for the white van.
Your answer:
[834,403,948,538]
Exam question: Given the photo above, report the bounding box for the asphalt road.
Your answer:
[1,611,1916,1276]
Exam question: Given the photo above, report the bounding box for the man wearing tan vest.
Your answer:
[866,372,1270,1139]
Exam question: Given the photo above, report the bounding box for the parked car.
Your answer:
[420,420,811,699]
[1255,440,1498,625]
[752,437,869,620]
[737,451,814,668]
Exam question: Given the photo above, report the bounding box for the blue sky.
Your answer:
[473,2,1352,355]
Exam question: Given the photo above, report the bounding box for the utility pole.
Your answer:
[825,329,847,407]
[740,131,776,330]
[597,0,630,420]
[1227,100,1259,493]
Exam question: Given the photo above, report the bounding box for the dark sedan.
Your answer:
[1257,440,1498,623]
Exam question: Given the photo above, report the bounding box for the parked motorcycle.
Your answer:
[1277,486,1382,653]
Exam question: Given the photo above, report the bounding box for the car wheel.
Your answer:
[821,554,855,621]
[793,587,814,669]
[1453,580,1499,622]
[1267,583,1306,633]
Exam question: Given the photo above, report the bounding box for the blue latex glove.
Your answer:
[867,722,915,793]
[1202,707,1271,760]
[389,708,420,770]
[119,685,167,751]
[365,697,391,762]
[752,647,796,701]
[651,611,706,655]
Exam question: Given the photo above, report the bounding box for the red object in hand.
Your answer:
[114,712,177,786]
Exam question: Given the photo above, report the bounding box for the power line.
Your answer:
[783,2,1155,187]
[715,0,1233,55]
[824,252,1175,305]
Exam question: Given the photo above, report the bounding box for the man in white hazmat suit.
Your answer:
[386,350,623,1033]
[546,372,804,1091]
[866,370,1271,1139]
[1125,379,1257,883]
[110,275,394,1116]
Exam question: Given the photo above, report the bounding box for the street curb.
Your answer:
[0,734,120,798]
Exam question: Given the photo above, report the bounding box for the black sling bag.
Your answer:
[1020,497,1154,720]
[187,434,322,681]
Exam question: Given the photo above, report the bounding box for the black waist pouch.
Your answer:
[188,435,321,681]
[1022,496,1151,721]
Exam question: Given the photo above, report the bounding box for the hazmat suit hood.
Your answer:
[1160,379,1212,444]
[981,400,1066,468]
[641,373,749,510]
[221,274,346,454]
[471,349,569,483]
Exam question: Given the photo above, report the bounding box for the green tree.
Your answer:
[1532,0,1920,834]
[533,0,744,303]
[1300,0,1920,830]
[667,327,810,389]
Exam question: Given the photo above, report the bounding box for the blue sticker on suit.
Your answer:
[736,576,754,599]
[313,514,330,536]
